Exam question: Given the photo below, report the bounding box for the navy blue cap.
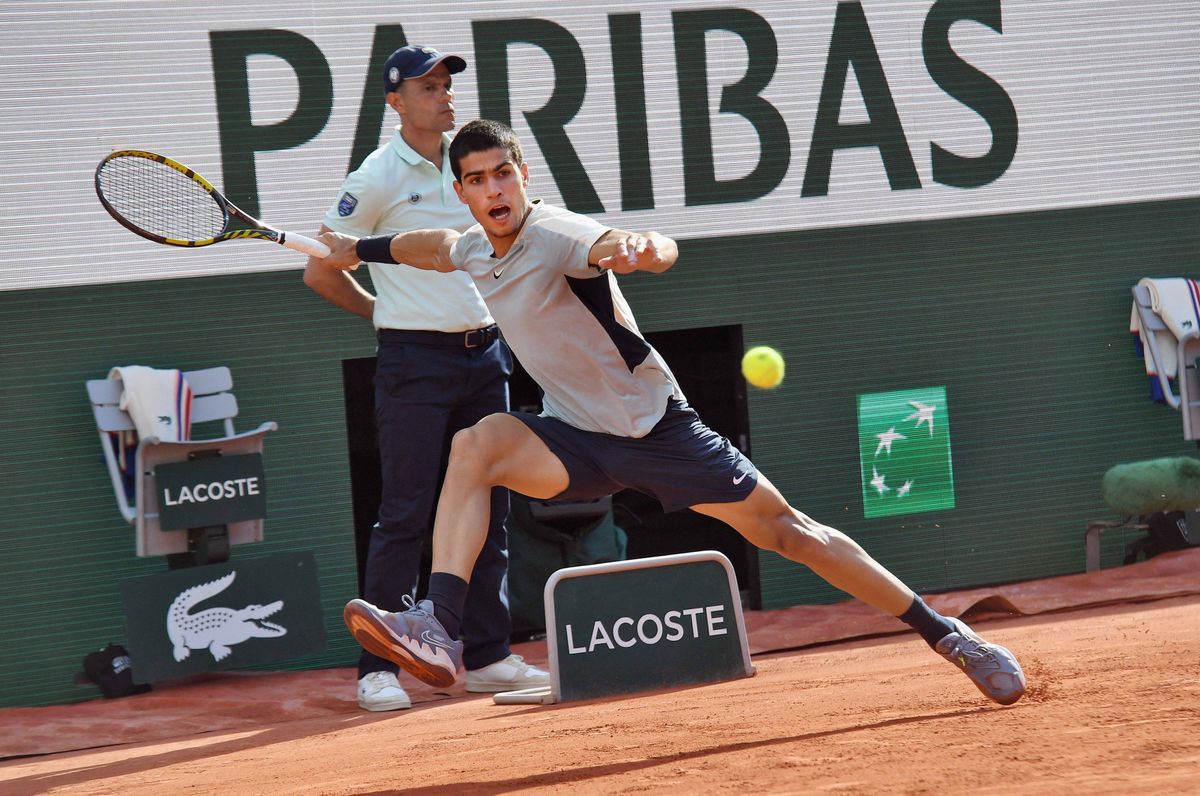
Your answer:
[383,45,467,94]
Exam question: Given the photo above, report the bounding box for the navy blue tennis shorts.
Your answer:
[509,399,758,513]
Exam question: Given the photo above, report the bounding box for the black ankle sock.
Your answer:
[899,594,957,649]
[425,572,468,639]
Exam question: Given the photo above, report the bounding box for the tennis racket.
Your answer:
[94,149,329,258]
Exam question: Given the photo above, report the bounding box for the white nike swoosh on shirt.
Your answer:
[733,472,748,485]
[492,244,523,279]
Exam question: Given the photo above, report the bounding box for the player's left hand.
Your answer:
[597,233,660,274]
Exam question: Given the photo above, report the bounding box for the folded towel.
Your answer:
[108,366,193,442]
[1131,278,1200,381]
[1141,277,1200,340]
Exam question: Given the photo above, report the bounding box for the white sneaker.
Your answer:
[357,671,412,711]
[465,654,550,693]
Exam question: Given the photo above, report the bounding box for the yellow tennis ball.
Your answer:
[741,345,785,389]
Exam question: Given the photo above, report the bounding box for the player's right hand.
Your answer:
[317,231,362,271]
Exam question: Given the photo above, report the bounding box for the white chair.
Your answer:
[1131,283,1200,440]
[86,366,277,560]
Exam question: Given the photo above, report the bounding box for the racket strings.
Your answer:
[97,156,225,242]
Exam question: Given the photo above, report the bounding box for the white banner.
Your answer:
[1,0,1196,291]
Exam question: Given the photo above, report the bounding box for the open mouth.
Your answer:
[489,204,512,223]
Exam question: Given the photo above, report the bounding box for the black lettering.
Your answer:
[609,14,654,211]
[348,25,409,175]
[923,0,1018,188]
[210,29,333,217]
[802,2,919,197]
[473,19,602,213]
[673,9,789,206]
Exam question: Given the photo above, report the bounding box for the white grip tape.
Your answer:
[281,231,331,258]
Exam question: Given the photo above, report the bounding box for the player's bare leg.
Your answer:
[430,413,570,579]
[691,473,914,615]
[691,474,1026,704]
[343,413,568,686]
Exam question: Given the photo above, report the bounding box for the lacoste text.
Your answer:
[162,477,261,506]
[565,604,727,654]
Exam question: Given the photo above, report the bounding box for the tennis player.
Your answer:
[319,119,1026,705]
[303,47,546,711]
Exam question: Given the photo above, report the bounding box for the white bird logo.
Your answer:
[875,427,906,456]
[905,401,936,435]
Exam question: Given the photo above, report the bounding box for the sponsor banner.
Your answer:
[155,453,267,531]
[858,386,955,518]
[120,551,326,683]
[0,1,1196,292]
[547,552,752,701]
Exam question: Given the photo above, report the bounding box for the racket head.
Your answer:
[94,150,230,247]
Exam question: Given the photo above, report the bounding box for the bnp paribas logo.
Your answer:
[857,387,955,519]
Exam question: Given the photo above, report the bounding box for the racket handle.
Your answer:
[281,231,331,258]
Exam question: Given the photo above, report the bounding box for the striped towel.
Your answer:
[108,366,193,442]
[1131,277,1200,381]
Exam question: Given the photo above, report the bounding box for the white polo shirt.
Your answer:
[323,126,493,332]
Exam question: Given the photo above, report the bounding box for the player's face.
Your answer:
[454,148,531,246]
[390,63,456,134]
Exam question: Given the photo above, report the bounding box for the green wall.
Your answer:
[1,196,1196,706]
[1,271,376,707]
[657,199,1198,607]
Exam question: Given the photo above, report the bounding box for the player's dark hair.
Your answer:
[449,119,523,181]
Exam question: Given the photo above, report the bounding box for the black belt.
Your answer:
[377,324,499,349]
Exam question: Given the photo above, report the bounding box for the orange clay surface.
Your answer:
[3,549,1199,795]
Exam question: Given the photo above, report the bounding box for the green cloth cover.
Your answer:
[1102,457,1200,516]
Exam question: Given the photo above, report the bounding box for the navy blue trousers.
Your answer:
[359,333,513,677]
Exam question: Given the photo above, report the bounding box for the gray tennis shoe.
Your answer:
[935,617,1026,705]
[343,597,463,688]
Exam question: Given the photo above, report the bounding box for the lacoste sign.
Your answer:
[563,603,729,655]
[155,453,267,531]
[545,552,754,702]
[120,550,326,684]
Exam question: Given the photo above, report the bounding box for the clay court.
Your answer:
[3,549,1198,795]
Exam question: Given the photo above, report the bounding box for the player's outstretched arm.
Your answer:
[317,229,461,273]
[590,230,678,274]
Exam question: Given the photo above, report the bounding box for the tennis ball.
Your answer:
[741,345,785,389]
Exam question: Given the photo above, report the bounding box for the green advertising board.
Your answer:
[155,453,267,531]
[857,387,956,519]
[119,550,326,684]
[545,552,754,703]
